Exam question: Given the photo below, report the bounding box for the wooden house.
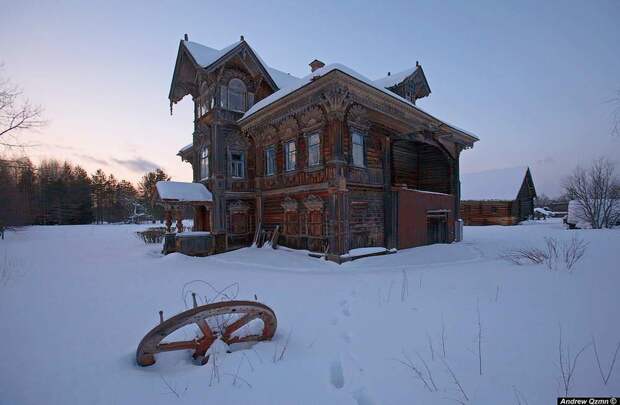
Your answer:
[460,167,536,225]
[168,35,478,261]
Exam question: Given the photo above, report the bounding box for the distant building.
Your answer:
[460,167,536,225]
[168,36,478,261]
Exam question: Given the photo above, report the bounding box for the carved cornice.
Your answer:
[303,194,324,211]
[278,116,299,141]
[281,196,299,212]
[346,104,370,130]
[299,106,325,132]
[226,131,248,150]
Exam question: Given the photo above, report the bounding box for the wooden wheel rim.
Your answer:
[136,300,277,366]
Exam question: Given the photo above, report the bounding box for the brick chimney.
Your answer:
[309,59,325,73]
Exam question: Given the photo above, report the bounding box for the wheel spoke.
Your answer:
[158,340,198,352]
[197,319,214,339]
[222,312,256,339]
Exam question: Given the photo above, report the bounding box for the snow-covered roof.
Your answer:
[183,40,302,90]
[178,143,192,155]
[240,63,478,141]
[460,167,530,201]
[155,181,212,202]
[373,67,418,89]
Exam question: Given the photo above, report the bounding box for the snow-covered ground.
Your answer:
[0,220,618,404]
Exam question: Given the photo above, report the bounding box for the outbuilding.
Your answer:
[460,167,536,225]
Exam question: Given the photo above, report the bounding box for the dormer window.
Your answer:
[228,79,246,112]
[219,78,254,113]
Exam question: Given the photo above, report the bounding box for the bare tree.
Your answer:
[0,68,45,148]
[564,158,620,229]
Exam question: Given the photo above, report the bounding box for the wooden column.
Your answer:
[175,209,183,233]
[164,209,172,233]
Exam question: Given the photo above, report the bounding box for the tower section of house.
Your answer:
[168,36,478,261]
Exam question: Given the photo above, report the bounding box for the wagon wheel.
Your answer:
[136,300,277,366]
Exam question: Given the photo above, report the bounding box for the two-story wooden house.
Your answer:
[169,35,478,262]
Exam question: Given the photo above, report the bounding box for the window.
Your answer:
[307,133,321,166]
[284,140,296,171]
[200,146,209,179]
[265,146,276,176]
[352,131,365,167]
[230,151,244,178]
[228,78,246,112]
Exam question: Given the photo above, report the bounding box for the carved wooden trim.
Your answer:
[299,106,325,132]
[320,83,350,118]
[346,104,370,131]
[226,130,248,150]
[281,196,299,212]
[303,194,324,211]
[278,116,299,141]
[229,200,249,213]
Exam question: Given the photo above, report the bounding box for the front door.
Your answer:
[427,213,448,244]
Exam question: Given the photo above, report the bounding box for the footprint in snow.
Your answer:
[341,331,352,344]
[352,388,375,405]
[342,307,351,317]
[329,359,345,389]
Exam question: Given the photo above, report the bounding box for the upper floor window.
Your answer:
[352,131,365,167]
[200,146,209,179]
[284,140,296,171]
[228,78,246,112]
[265,146,276,176]
[230,151,245,178]
[307,133,321,166]
[218,78,255,113]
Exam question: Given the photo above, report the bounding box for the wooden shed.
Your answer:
[460,167,536,225]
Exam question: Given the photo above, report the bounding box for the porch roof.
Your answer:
[155,181,212,204]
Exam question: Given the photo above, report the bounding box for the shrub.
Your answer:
[136,227,166,244]
[501,236,588,272]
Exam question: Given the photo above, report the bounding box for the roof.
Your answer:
[240,63,478,141]
[373,67,419,89]
[183,40,302,90]
[460,167,530,201]
[178,143,192,155]
[155,181,212,202]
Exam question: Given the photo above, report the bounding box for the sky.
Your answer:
[0,0,618,197]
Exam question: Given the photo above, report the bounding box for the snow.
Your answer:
[460,166,530,201]
[1,219,618,404]
[178,143,192,154]
[175,231,211,238]
[184,40,242,70]
[372,66,418,89]
[341,247,388,258]
[156,181,212,202]
[184,40,302,90]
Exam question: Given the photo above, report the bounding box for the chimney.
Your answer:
[309,59,325,73]
[184,33,189,41]
[240,35,245,41]
[416,61,420,68]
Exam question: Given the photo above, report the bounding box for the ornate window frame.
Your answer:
[264,145,276,176]
[200,145,209,180]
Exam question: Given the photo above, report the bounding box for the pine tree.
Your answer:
[138,168,170,221]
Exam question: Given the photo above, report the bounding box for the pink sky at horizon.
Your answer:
[1,0,619,197]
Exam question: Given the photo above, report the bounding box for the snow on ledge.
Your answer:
[156,181,212,202]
